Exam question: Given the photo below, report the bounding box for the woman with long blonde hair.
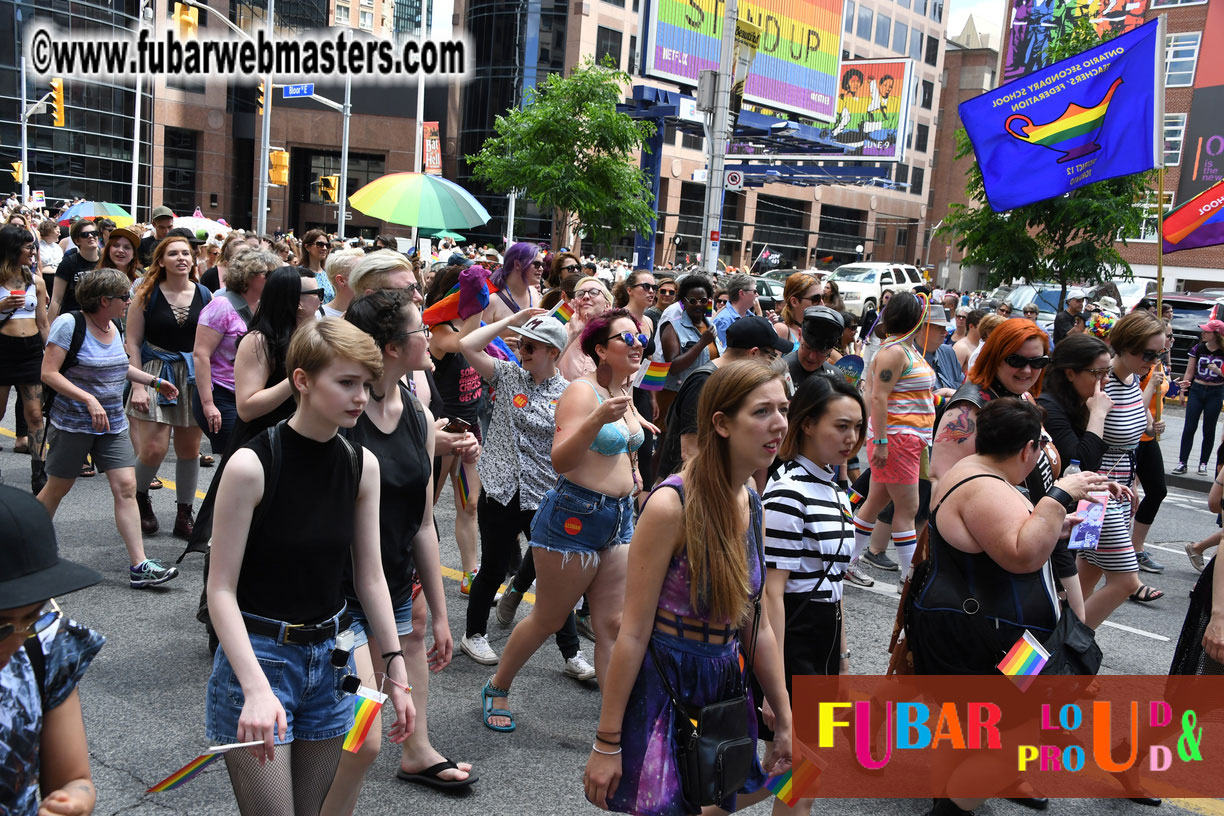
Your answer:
[584,360,792,815]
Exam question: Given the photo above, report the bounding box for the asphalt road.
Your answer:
[2,410,1221,816]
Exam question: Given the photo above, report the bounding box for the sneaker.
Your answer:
[862,550,899,571]
[843,562,875,588]
[563,652,597,682]
[130,559,179,589]
[1199,463,1210,475]
[575,612,596,642]
[460,633,500,665]
[1136,551,1165,574]
[1172,462,1188,475]
[1186,542,1206,573]
[460,568,478,597]
[495,586,522,626]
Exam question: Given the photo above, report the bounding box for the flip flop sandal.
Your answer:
[12,440,30,454]
[79,461,96,478]
[200,454,215,468]
[480,678,515,732]
[396,759,478,790]
[149,477,164,490]
[1129,585,1164,603]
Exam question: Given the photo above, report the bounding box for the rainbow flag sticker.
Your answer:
[457,464,472,509]
[633,361,671,391]
[765,744,823,805]
[997,629,1050,691]
[551,301,574,324]
[146,740,263,792]
[342,686,388,753]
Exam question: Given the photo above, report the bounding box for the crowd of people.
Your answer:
[2,204,1223,816]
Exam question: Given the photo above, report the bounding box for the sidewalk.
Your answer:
[1153,402,1216,494]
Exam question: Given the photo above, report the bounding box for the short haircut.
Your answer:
[324,247,366,289]
[580,307,640,364]
[225,248,279,294]
[723,273,755,303]
[975,397,1042,457]
[221,234,249,265]
[345,288,415,350]
[286,317,383,403]
[572,276,611,304]
[977,313,1005,340]
[348,250,415,293]
[69,219,96,242]
[678,273,713,301]
[1109,310,1165,355]
[75,268,131,313]
[967,308,987,328]
[38,220,59,237]
[881,291,924,336]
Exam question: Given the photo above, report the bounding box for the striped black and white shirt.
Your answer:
[762,456,852,603]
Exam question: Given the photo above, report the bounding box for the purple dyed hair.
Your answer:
[489,241,541,289]
[580,307,641,364]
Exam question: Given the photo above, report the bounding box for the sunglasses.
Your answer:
[574,288,606,300]
[684,296,710,306]
[613,332,649,347]
[301,287,325,297]
[521,339,555,355]
[560,265,580,274]
[800,293,823,304]
[998,308,1012,315]
[78,231,99,241]
[530,260,545,269]
[632,282,657,292]
[0,599,61,642]
[658,288,676,296]
[313,241,329,248]
[1023,310,1038,315]
[1137,349,1161,362]
[1082,366,1112,380]
[107,291,133,302]
[1003,354,1050,370]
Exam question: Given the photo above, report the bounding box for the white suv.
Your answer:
[826,263,924,317]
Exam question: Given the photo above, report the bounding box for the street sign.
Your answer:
[282,83,315,98]
[709,229,720,244]
[692,169,708,183]
[725,170,743,191]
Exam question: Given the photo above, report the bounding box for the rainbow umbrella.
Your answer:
[348,173,490,230]
[57,201,135,228]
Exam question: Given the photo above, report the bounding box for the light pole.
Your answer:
[303,82,352,238]
[130,0,153,222]
[18,7,28,206]
[700,0,737,279]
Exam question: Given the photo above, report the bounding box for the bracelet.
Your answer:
[594,735,621,746]
[151,377,160,389]
[839,651,851,660]
[381,650,405,667]
[1044,485,1077,512]
[871,438,889,446]
[591,743,623,756]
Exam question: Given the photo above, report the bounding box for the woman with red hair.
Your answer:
[930,318,1085,620]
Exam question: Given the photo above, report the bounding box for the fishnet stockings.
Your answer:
[223,736,344,816]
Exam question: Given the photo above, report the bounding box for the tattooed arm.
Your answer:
[868,345,904,468]
[930,403,979,482]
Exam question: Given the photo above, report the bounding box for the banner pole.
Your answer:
[1155,163,1165,429]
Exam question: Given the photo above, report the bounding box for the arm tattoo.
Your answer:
[879,369,894,383]
[934,407,976,445]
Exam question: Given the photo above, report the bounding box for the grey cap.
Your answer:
[150,205,174,221]
[513,314,568,352]
[1066,288,1088,301]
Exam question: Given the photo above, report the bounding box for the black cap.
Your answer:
[801,306,844,350]
[0,485,100,609]
[166,226,205,246]
[726,315,792,352]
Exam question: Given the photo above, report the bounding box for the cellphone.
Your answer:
[443,417,472,434]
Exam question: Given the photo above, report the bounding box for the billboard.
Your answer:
[644,0,844,122]
[1175,0,1224,202]
[813,58,913,162]
[1003,0,1149,83]
[423,122,443,176]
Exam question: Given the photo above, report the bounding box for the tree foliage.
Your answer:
[937,17,1153,297]
[466,58,657,251]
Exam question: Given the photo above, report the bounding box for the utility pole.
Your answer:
[700,0,737,279]
[130,0,152,222]
[256,0,275,234]
[18,7,29,206]
[337,74,351,238]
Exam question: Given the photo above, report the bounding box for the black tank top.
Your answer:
[144,284,205,352]
[922,473,1059,634]
[342,383,430,607]
[431,324,483,423]
[236,424,363,623]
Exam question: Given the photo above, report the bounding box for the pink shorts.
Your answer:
[873,432,924,484]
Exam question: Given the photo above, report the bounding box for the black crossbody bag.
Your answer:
[649,489,766,808]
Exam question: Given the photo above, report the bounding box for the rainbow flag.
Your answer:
[422,280,499,327]
[1163,178,1224,253]
[551,301,574,324]
[997,629,1050,691]
[765,754,822,806]
[342,687,387,753]
[633,361,671,391]
[147,752,221,792]
[457,463,472,509]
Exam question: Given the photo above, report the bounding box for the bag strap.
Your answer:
[40,312,88,459]
[22,638,47,707]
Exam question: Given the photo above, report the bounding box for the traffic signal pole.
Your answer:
[19,18,28,205]
[338,75,351,238]
[256,0,275,235]
[701,0,736,280]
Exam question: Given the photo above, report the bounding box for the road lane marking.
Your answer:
[1099,619,1170,642]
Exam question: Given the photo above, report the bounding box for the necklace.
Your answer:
[88,315,112,334]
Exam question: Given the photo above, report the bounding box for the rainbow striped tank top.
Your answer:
[883,340,936,441]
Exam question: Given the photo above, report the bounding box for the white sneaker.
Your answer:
[460,634,500,665]
[843,562,875,587]
[563,652,597,681]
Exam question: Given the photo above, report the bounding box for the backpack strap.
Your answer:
[335,432,363,499]
[40,312,89,458]
[22,639,47,708]
[249,421,285,536]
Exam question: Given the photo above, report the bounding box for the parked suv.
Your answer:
[1162,293,1224,375]
[826,262,924,316]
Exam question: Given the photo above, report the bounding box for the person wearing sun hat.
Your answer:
[0,483,105,816]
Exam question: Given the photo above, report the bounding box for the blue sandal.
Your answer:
[481,678,515,732]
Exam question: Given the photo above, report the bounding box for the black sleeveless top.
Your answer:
[144,284,206,352]
[431,325,484,424]
[342,383,430,608]
[236,424,363,623]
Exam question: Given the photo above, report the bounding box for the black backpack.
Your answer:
[41,311,88,422]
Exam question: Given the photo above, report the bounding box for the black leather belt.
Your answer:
[244,613,352,645]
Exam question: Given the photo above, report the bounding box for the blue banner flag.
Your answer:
[960,17,1165,212]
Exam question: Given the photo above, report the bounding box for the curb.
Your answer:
[1167,473,1213,495]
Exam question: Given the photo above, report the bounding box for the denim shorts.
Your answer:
[529,476,634,564]
[348,595,414,650]
[206,610,355,744]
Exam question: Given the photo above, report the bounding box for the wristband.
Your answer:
[592,743,623,756]
[871,438,889,446]
[151,377,160,389]
[1044,486,1076,512]
[382,649,405,665]
[839,651,851,660]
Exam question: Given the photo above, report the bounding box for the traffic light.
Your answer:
[49,78,64,127]
[319,175,339,203]
[269,150,289,186]
[256,81,265,114]
[173,2,198,39]
[9,162,21,183]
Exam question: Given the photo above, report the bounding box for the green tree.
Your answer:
[937,17,1153,299]
[467,59,657,251]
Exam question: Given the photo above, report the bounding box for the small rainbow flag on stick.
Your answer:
[147,740,262,792]
[457,463,472,509]
[765,742,823,805]
[997,629,1050,691]
[342,686,388,753]
[551,301,574,325]
[633,361,671,391]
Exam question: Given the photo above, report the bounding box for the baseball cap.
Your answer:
[447,252,474,268]
[726,315,791,353]
[1199,319,1224,333]
[800,306,844,350]
[166,226,204,246]
[513,314,568,351]
[150,205,174,221]
[0,485,100,609]
[1066,288,1088,301]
